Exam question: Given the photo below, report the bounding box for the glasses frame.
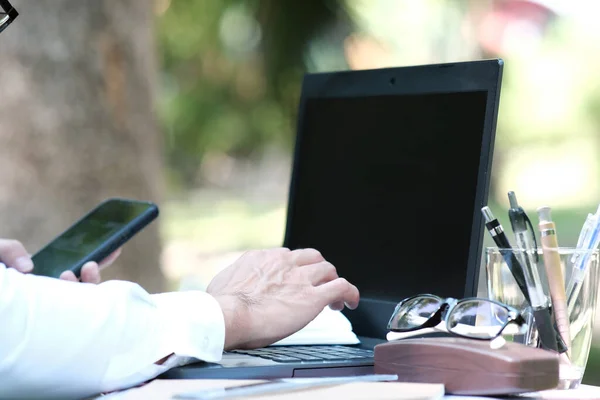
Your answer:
[387,293,527,341]
[0,0,18,35]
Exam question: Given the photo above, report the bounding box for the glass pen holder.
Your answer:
[485,247,600,390]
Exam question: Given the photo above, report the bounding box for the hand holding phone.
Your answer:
[31,198,159,279]
[57,247,122,283]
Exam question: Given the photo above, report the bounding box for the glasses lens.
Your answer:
[388,295,442,331]
[447,299,509,339]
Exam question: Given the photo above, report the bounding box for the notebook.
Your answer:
[98,379,445,400]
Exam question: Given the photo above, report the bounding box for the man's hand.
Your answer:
[206,247,360,350]
[58,248,121,283]
[0,238,121,284]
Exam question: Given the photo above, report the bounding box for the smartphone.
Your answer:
[31,198,159,279]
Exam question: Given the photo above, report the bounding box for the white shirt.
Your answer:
[0,263,226,399]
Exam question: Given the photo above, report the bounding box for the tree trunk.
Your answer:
[0,0,166,293]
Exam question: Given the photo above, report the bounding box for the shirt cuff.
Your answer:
[152,290,226,363]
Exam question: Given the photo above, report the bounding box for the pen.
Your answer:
[173,374,399,399]
[537,206,571,352]
[481,206,530,304]
[570,212,595,266]
[567,205,600,315]
[507,192,545,307]
[507,193,562,353]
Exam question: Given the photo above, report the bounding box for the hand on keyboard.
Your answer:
[207,248,360,350]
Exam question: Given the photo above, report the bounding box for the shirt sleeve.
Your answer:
[0,263,225,400]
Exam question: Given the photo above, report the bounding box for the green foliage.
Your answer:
[157,0,284,186]
[255,0,341,97]
[156,0,342,188]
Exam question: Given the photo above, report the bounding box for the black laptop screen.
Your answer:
[286,91,488,302]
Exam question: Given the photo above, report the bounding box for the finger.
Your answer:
[289,248,325,266]
[302,261,338,285]
[81,262,101,284]
[316,278,360,310]
[98,248,122,269]
[329,301,345,311]
[0,239,33,272]
[59,270,79,282]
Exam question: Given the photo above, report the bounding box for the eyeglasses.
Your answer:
[387,294,527,341]
[0,0,18,35]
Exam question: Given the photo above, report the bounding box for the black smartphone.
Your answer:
[31,198,159,279]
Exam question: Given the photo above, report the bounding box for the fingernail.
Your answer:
[15,256,34,272]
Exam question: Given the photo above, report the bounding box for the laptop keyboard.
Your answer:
[229,345,374,363]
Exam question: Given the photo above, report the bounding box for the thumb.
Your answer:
[0,239,34,273]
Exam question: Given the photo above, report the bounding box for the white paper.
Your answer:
[270,307,360,346]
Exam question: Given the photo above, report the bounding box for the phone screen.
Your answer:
[32,199,157,278]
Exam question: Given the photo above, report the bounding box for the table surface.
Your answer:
[443,384,600,400]
[98,380,600,400]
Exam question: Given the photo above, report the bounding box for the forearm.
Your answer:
[0,265,225,399]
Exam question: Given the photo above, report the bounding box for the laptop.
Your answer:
[160,58,504,380]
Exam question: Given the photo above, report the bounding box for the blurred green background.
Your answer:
[3,0,600,386]
[157,0,600,383]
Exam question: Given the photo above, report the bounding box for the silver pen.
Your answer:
[507,193,565,353]
[507,192,546,308]
[173,374,399,399]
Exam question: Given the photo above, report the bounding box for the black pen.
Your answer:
[481,206,531,304]
[507,193,565,353]
[507,192,545,307]
[482,206,560,352]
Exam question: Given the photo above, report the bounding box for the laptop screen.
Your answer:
[285,90,488,303]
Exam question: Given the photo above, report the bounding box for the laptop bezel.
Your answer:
[282,59,504,339]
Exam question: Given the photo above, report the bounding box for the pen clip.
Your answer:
[523,212,539,263]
